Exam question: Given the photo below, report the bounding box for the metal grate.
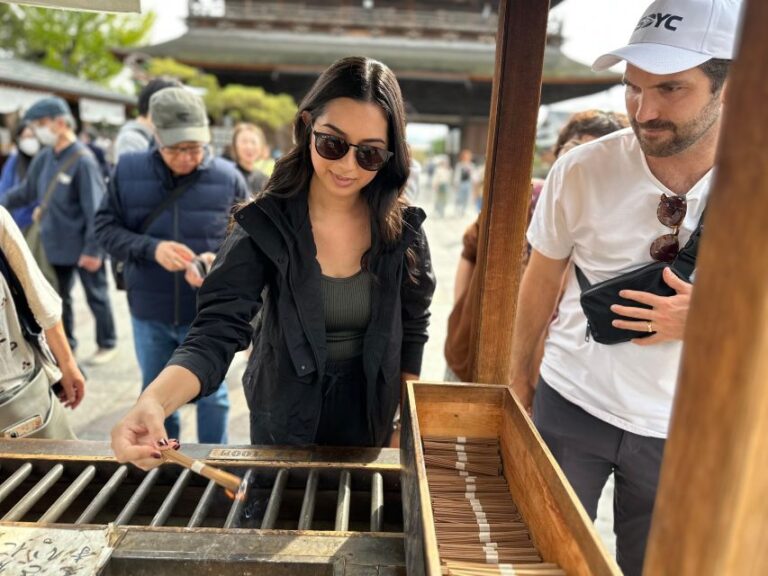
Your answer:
[0,440,406,575]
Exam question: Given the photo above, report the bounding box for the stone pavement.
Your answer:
[63,199,615,557]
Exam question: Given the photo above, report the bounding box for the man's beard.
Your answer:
[631,95,721,158]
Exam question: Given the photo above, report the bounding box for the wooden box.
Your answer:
[400,381,621,576]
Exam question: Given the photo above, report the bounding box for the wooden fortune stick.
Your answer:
[158,438,242,493]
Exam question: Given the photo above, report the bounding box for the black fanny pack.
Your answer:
[575,216,703,345]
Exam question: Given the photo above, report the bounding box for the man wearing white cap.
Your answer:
[509,1,742,574]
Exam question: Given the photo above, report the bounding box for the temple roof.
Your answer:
[137,27,614,84]
[0,55,135,105]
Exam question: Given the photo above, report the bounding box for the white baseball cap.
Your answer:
[592,0,743,75]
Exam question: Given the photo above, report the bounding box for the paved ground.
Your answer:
[63,196,616,558]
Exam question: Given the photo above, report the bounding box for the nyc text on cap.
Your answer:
[592,0,743,75]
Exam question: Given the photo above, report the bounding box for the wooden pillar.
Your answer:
[644,1,768,573]
[467,0,549,384]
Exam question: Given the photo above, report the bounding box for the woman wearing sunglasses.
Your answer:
[111,57,435,466]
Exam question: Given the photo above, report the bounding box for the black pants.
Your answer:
[314,355,375,447]
[53,264,117,351]
[533,379,665,576]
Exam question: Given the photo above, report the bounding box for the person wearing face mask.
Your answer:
[0,123,40,232]
[1,96,118,367]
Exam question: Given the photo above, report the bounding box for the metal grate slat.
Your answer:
[370,471,384,532]
[224,468,254,528]
[260,468,288,529]
[3,464,64,522]
[0,462,33,506]
[76,464,128,525]
[150,468,191,527]
[114,467,159,526]
[298,469,319,530]
[334,470,351,531]
[40,465,96,523]
[187,478,217,528]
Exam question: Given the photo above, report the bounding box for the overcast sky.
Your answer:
[139,0,644,67]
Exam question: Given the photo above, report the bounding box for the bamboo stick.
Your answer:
[158,439,242,493]
[424,435,565,576]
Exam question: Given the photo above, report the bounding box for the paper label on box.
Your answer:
[455,444,465,453]
[479,531,491,543]
[474,511,487,521]
[455,461,466,471]
[457,436,467,443]
[456,451,467,462]
[485,549,498,563]
[0,526,115,575]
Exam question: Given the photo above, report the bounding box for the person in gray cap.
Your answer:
[508,1,742,574]
[1,96,117,366]
[95,87,248,444]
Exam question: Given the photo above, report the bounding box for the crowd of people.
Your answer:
[0,0,741,574]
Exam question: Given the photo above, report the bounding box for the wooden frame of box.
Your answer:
[400,381,621,576]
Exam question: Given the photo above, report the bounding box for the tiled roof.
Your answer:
[0,55,135,105]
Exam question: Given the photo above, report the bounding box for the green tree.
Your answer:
[0,4,154,83]
[147,58,297,131]
[430,138,447,155]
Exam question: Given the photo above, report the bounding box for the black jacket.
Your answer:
[169,191,435,446]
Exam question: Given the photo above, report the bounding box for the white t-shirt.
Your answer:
[527,128,711,438]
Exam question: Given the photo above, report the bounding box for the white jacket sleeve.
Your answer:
[0,207,62,330]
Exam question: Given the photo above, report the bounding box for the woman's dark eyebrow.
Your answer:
[321,122,387,145]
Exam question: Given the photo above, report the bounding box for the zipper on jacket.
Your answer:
[174,202,180,325]
[255,204,324,380]
[585,323,591,342]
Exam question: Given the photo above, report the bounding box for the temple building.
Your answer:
[134,0,619,154]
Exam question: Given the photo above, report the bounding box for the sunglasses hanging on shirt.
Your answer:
[650,193,687,262]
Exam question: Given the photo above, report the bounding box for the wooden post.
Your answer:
[644,1,768,573]
[467,0,549,384]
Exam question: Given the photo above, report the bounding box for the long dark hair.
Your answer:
[261,57,413,267]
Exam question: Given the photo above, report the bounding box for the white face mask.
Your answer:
[33,125,58,147]
[18,137,40,156]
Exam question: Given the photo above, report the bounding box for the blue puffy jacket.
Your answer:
[95,149,248,325]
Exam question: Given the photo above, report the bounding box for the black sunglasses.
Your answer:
[312,131,393,172]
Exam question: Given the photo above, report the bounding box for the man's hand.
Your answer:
[510,377,535,416]
[184,252,216,288]
[610,267,693,345]
[155,241,196,272]
[78,254,102,272]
